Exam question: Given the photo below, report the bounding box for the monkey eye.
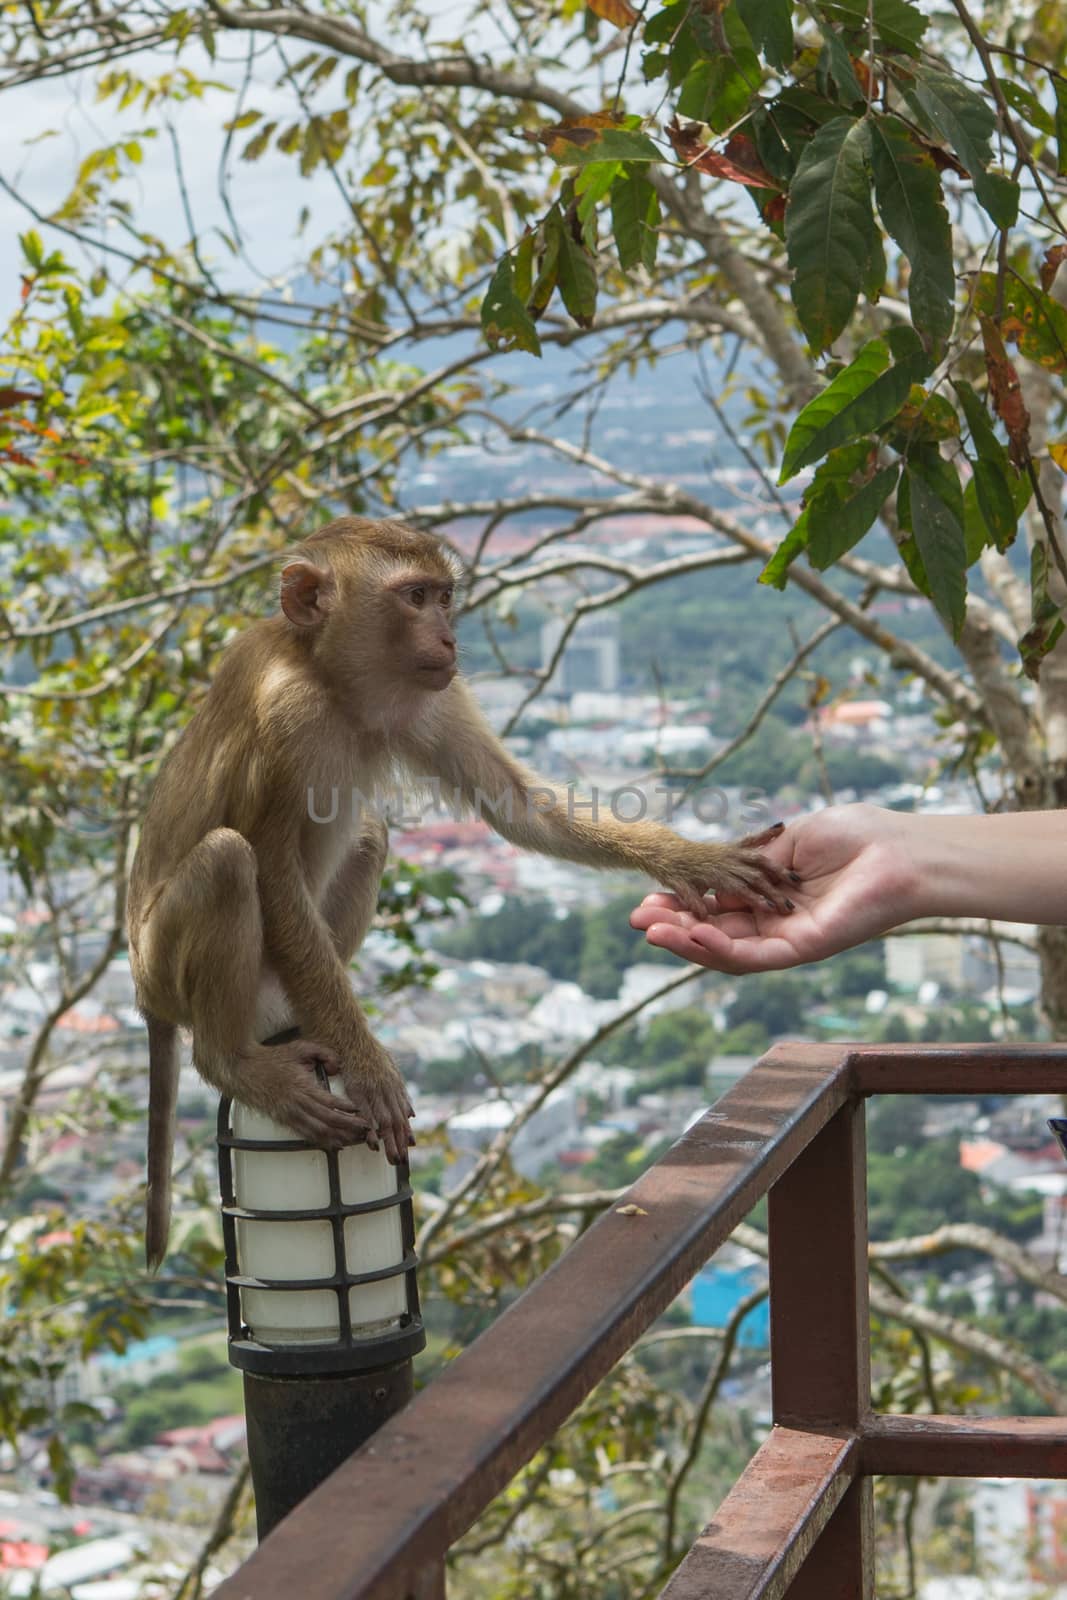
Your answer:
[408,586,427,608]
[440,587,453,608]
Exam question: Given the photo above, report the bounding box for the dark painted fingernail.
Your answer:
[789,870,802,883]
[771,820,784,831]
[785,898,795,911]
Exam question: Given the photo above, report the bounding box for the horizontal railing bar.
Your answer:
[656,1426,860,1600]
[853,1043,1067,1096]
[213,1043,855,1600]
[863,1413,1067,1478]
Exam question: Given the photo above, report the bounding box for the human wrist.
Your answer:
[902,814,981,922]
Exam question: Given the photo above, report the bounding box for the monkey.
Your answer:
[128,516,795,1269]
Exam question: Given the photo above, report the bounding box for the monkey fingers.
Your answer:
[281,1077,373,1149]
[340,1075,415,1166]
[680,850,796,918]
[737,820,787,851]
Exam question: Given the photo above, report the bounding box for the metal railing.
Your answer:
[213,1042,1067,1600]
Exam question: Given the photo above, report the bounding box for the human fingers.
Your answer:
[630,901,699,932]
[644,916,801,974]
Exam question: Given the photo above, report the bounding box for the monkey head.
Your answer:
[279,516,461,693]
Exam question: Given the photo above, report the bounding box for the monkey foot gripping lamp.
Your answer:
[218,1060,425,1539]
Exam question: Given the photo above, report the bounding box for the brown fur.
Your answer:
[128,516,789,1268]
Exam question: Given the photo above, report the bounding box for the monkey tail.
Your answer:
[145,1014,180,1273]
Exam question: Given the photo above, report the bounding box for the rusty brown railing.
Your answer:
[213,1043,1067,1600]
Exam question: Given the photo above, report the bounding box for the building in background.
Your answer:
[541,613,621,695]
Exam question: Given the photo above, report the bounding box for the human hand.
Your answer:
[630,803,922,975]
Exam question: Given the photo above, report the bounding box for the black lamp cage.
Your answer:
[218,1087,425,1377]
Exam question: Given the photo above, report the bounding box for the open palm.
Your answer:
[630,804,921,975]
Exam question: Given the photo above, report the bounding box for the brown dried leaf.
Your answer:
[979,313,1032,469]
[1041,244,1067,292]
[666,120,780,189]
[588,0,639,28]
[526,111,622,159]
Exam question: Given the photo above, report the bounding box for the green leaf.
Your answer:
[241,121,277,162]
[643,2,685,48]
[530,209,563,317]
[907,65,994,161]
[972,460,1020,553]
[888,383,960,445]
[785,116,873,352]
[759,519,809,588]
[575,160,621,222]
[863,224,887,304]
[973,272,1067,372]
[735,0,792,69]
[678,55,755,132]
[611,167,660,272]
[679,5,760,130]
[905,67,1019,227]
[816,24,866,107]
[953,379,1010,473]
[556,224,598,327]
[1056,77,1067,177]
[481,255,542,356]
[1020,541,1066,679]
[1001,79,1055,136]
[819,0,928,55]
[907,455,967,638]
[808,463,900,567]
[975,170,1020,229]
[19,231,43,269]
[750,107,796,182]
[962,452,1030,560]
[564,128,664,165]
[869,115,955,346]
[779,329,930,480]
[224,109,263,132]
[513,230,536,303]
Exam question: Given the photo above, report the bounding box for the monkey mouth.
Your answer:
[417,659,457,683]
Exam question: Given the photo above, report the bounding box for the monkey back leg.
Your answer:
[140,827,264,1089]
[319,815,389,963]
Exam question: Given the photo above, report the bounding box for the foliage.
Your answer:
[867,1133,1043,1246]
[470,0,1061,669]
[437,892,676,996]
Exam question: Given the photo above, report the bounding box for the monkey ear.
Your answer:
[280,561,335,628]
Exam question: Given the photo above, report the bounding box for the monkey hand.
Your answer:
[241,1039,373,1149]
[338,1039,415,1166]
[665,821,798,918]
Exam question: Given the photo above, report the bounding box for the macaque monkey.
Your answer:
[128,516,794,1268]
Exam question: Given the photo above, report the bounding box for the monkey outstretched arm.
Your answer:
[426,683,795,916]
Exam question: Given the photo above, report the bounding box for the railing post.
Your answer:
[768,1096,873,1598]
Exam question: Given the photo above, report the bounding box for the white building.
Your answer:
[541,614,621,694]
[446,1086,579,1179]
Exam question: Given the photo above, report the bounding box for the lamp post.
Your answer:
[218,1055,425,1539]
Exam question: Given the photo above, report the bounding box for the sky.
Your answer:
[0,38,356,314]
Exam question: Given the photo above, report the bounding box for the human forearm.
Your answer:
[904,809,1067,926]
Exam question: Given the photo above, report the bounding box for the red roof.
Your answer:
[0,1541,48,1569]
